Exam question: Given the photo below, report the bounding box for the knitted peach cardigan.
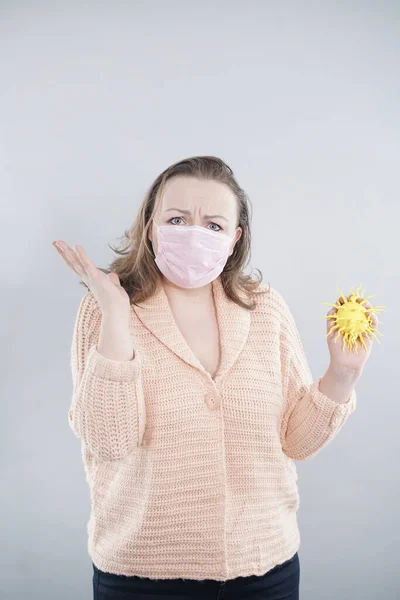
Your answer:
[68,276,356,581]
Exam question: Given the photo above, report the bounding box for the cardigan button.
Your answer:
[204,391,220,410]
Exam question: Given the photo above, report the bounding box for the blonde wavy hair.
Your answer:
[80,155,269,310]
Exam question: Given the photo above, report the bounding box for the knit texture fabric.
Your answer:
[68,276,356,581]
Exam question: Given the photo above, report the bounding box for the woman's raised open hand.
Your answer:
[52,240,131,319]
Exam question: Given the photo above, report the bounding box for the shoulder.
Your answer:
[252,282,292,323]
[252,284,302,352]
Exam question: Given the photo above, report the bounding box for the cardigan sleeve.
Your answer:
[68,291,146,461]
[274,289,357,461]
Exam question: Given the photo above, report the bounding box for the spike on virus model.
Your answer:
[322,285,386,353]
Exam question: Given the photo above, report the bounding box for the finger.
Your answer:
[53,241,84,276]
[53,242,73,267]
[74,244,100,278]
[59,241,86,270]
[326,308,338,336]
[326,307,337,322]
[56,241,87,277]
[53,241,70,263]
[370,313,379,328]
[362,301,377,325]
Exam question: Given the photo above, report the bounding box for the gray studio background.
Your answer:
[1,2,399,599]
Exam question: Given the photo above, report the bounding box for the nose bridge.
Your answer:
[192,203,205,226]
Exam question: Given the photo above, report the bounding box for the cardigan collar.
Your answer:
[132,276,251,382]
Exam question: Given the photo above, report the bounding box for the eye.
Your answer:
[169,217,185,225]
[208,222,222,232]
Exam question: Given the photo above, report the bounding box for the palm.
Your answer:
[52,240,130,313]
[327,332,371,369]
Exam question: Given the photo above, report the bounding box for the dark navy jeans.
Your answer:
[92,552,300,599]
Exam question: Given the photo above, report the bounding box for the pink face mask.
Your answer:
[153,223,235,289]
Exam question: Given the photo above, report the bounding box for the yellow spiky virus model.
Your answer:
[322,285,386,353]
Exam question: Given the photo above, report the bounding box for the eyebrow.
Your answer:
[164,208,228,222]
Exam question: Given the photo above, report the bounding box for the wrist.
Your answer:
[319,363,360,405]
[327,361,362,384]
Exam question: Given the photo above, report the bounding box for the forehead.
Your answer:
[159,176,237,214]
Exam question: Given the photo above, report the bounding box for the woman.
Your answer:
[54,156,375,600]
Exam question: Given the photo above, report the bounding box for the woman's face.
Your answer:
[149,176,242,256]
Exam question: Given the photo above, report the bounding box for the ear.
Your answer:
[228,226,242,257]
